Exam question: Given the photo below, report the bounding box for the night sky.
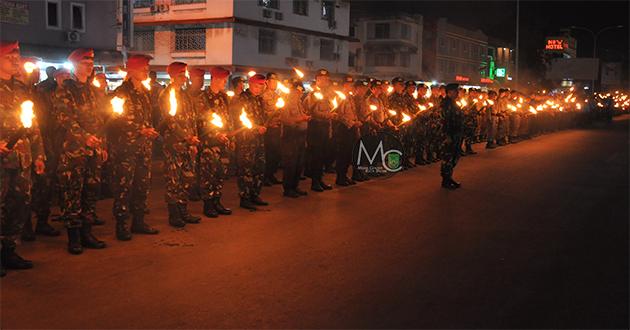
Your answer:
[352,0,629,80]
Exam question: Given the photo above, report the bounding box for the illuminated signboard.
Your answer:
[495,68,506,77]
[480,78,493,84]
[455,75,470,82]
[545,38,569,51]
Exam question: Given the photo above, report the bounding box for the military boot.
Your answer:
[67,227,83,255]
[240,198,258,211]
[21,215,36,242]
[80,222,106,249]
[168,203,186,228]
[1,241,34,269]
[178,203,201,224]
[116,218,132,241]
[213,197,232,215]
[203,199,219,218]
[35,216,60,236]
[131,213,159,235]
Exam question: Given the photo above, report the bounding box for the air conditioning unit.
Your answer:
[274,12,283,20]
[66,31,81,43]
[262,9,272,18]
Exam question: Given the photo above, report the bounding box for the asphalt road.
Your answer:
[2,116,628,329]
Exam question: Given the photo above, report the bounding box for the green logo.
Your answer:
[386,153,401,170]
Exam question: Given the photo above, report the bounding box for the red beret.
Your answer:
[189,68,205,78]
[248,73,266,85]
[167,61,187,77]
[0,40,19,56]
[211,66,230,79]
[53,68,70,78]
[126,54,152,71]
[67,48,94,63]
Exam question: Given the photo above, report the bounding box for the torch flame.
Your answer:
[369,104,378,111]
[226,90,235,97]
[277,82,290,94]
[576,103,582,110]
[418,104,427,111]
[210,113,224,128]
[118,70,127,78]
[247,71,256,77]
[428,102,434,108]
[529,106,538,114]
[425,88,432,99]
[507,104,517,112]
[168,89,178,117]
[331,97,339,111]
[92,78,101,88]
[142,78,151,91]
[110,96,125,115]
[23,62,37,74]
[239,108,253,129]
[334,90,347,100]
[401,112,411,123]
[388,110,397,116]
[20,100,35,128]
[536,105,543,111]
[185,69,191,81]
[412,90,418,99]
[275,97,285,109]
[293,68,305,79]
[486,100,495,106]
[314,92,324,100]
[386,86,394,94]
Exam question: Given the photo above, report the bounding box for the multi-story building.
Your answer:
[0,0,120,71]
[423,18,488,85]
[349,14,423,80]
[129,0,352,77]
[487,38,515,87]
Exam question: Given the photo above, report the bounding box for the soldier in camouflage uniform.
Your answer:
[191,67,232,217]
[350,79,372,182]
[0,41,45,275]
[462,89,480,155]
[109,54,160,241]
[496,88,511,146]
[159,62,201,227]
[414,84,431,165]
[485,90,499,149]
[261,72,283,186]
[440,84,464,190]
[334,76,361,186]
[51,48,107,254]
[230,73,268,210]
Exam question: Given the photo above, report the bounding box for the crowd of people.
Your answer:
[1,41,626,277]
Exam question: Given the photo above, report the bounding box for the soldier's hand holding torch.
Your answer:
[186,135,201,145]
[0,140,9,155]
[140,127,160,139]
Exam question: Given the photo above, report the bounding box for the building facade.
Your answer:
[423,18,488,85]
[349,15,423,80]
[0,0,120,69]
[486,38,515,87]
[129,0,352,77]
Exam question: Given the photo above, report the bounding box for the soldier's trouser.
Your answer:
[401,126,414,162]
[306,121,329,182]
[519,115,530,136]
[111,149,152,221]
[199,144,224,200]
[334,124,357,180]
[163,148,195,205]
[264,127,282,179]
[487,116,498,143]
[57,154,101,228]
[510,114,521,139]
[440,136,462,179]
[281,127,306,192]
[1,167,32,244]
[235,136,264,199]
[497,117,509,142]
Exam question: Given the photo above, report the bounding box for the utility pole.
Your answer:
[514,0,520,88]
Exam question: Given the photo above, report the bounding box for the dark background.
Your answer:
[351,0,629,84]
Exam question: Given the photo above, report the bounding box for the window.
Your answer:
[70,3,85,32]
[46,0,61,29]
[293,0,308,16]
[258,0,278,9]
[374,53,395,66]
[321,0,334,20]
[320,39,335,61]
[374,23,390,39]
[462,42,469,57]
[400,23,410,40]
[173,0,206,4]
[258,29,276,54]
[133,0,154,8]
[133,31,154,51]
[450,39,458,55]
[291,34,308,58]
[438,37,447,53]
[448,61,456,73]
[439,60,447,73]
[400,53,410,67]
[174,28,206,52]
[348,52,355,67]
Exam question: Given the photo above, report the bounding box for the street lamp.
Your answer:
[569,25,624,91]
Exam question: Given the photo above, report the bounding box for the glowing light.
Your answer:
[142,78,151,90]
[529,106,538,114]
[369,104,378,111]
[412,90,418,99]
[277,82,290,94]
[275,97,285,109]
[334,90,347,100]
[418,104,427,111]
[314,92,324,100]
[486,100,495,106]
[401,112,411,123]
[110,97,125,115]
[20,100,35,128]
[386,86,394,94]
[168,89,177,116]
[210,113,224,128]
[92,78,101,88]
[247,71,256,77]
[226,91,235,97]
[388,110,397,116]
[118,70,127,78]
[293,68,305,79]
[23,62,37,74]
[239,108,253,129]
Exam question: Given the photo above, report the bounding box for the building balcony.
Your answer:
[363,38,418,52]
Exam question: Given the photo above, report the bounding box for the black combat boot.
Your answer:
[116,218,132,241]
[441,176,458,190]
[80,222,106,249]
[449,178,461,188]
[295,188,308,196]
[67,227,83,255]
[311,180,324,192]
[35,216,60,236]
[213,197,232,215]
[486,142,497,149]
[21,215,36,242]
[203,199,219,218]
[131,213,159,235]
[320,181,333,190]
[178,203,200,224]
[250,195,269,206]
[240,198,258,211]
[168,203,186,228]
[1,241,34,269]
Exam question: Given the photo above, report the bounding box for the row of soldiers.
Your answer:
[0,42,590,276]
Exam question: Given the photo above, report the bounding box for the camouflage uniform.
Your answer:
[304,87,335,185]
[462,99,480,152]
[158,85,197,205]
[0,77,45,245]
[109,80,154,223]
[280,91,308,193]
[496,97,510,144]
[486,100,499,146]
[414,98,431,164]
[52,78,107,228]
[440,97,464,180]
[261,88,282,182]
[334,91,360,183]
[230,89,266,200]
